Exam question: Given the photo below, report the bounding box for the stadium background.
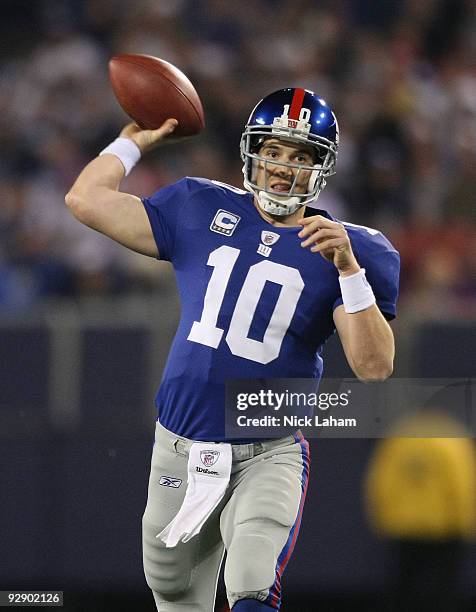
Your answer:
[0,0,475,610]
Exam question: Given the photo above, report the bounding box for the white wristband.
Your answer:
[338,268,376,313]
[99,137,141,176]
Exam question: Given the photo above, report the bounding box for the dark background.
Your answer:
[1,312,475,611]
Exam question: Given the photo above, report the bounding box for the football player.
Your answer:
[66,88,399,611]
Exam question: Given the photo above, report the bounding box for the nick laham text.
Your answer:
[236,415,357,428]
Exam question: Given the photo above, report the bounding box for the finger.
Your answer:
[300,228,339,247]
[130,118,180,152]
[298,218,337,237]
[299,223,345,241]
[298,215,336,227]
[298,220,320,238]
[154,118,179,136]
[298,216,340,236]
[139,119,178,146]
[309,238,345,253]
[298,215,325,225]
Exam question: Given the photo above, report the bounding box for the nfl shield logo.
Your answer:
[261,231,280,246]
[200,450,220,467]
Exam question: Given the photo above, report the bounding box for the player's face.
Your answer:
[253,139,315,195]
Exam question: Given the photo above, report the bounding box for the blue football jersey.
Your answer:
[142,178,400,441]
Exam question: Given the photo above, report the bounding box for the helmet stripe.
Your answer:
[288,87,305,120]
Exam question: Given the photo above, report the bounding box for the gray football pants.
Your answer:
[142,421,310,611]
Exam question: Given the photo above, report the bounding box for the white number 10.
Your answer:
[187,245,304,364]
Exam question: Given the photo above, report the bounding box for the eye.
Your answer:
[295,154,312,164]
[263,149,279,159]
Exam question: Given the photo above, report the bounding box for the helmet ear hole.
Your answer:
[250,135,266,154]
[315,145,327,164]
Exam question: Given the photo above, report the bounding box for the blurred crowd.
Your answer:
[0,0,475,317]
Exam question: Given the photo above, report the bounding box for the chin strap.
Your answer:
[257,191,302,216]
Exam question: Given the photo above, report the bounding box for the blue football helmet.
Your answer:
[240,88,339,215]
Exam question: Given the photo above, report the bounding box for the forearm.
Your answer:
[64,118,175,257]
[64,136,157,257]
[342,305,394,381]
[79,153,126,189]
[66,120,176,218]
[65,155,128,224]
[67,153,127,200]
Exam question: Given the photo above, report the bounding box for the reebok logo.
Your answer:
[159,476,182,488]
[196,467,219,475]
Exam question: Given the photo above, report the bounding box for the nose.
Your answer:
[273,163,293,178]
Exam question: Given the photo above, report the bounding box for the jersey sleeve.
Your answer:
[333,227,400,320]
[141,178,190,261]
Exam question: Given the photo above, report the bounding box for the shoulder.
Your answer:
[181,177,248,195]
[338,220,400,287]
[338,219,400,317]
[147,177,247,202]
[145,176,200,201]
[340,220,399,256]
[186,177,249,203]
[308,208,398,257]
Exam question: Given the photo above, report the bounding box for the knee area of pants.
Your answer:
[143,521,192,595]
[144,565,191,596]
[225,532,276,593]
[143,546,192,595]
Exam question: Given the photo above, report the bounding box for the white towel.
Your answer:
[157,442,232,548]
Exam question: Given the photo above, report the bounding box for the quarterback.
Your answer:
[66,88,399,611]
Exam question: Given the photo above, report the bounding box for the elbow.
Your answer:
[355,360,393,383]
[65,190,83,215]
[65,191,93,225]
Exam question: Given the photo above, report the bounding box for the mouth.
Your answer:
[269,182,291,193]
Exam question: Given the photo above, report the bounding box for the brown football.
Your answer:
[108,54,205,137]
